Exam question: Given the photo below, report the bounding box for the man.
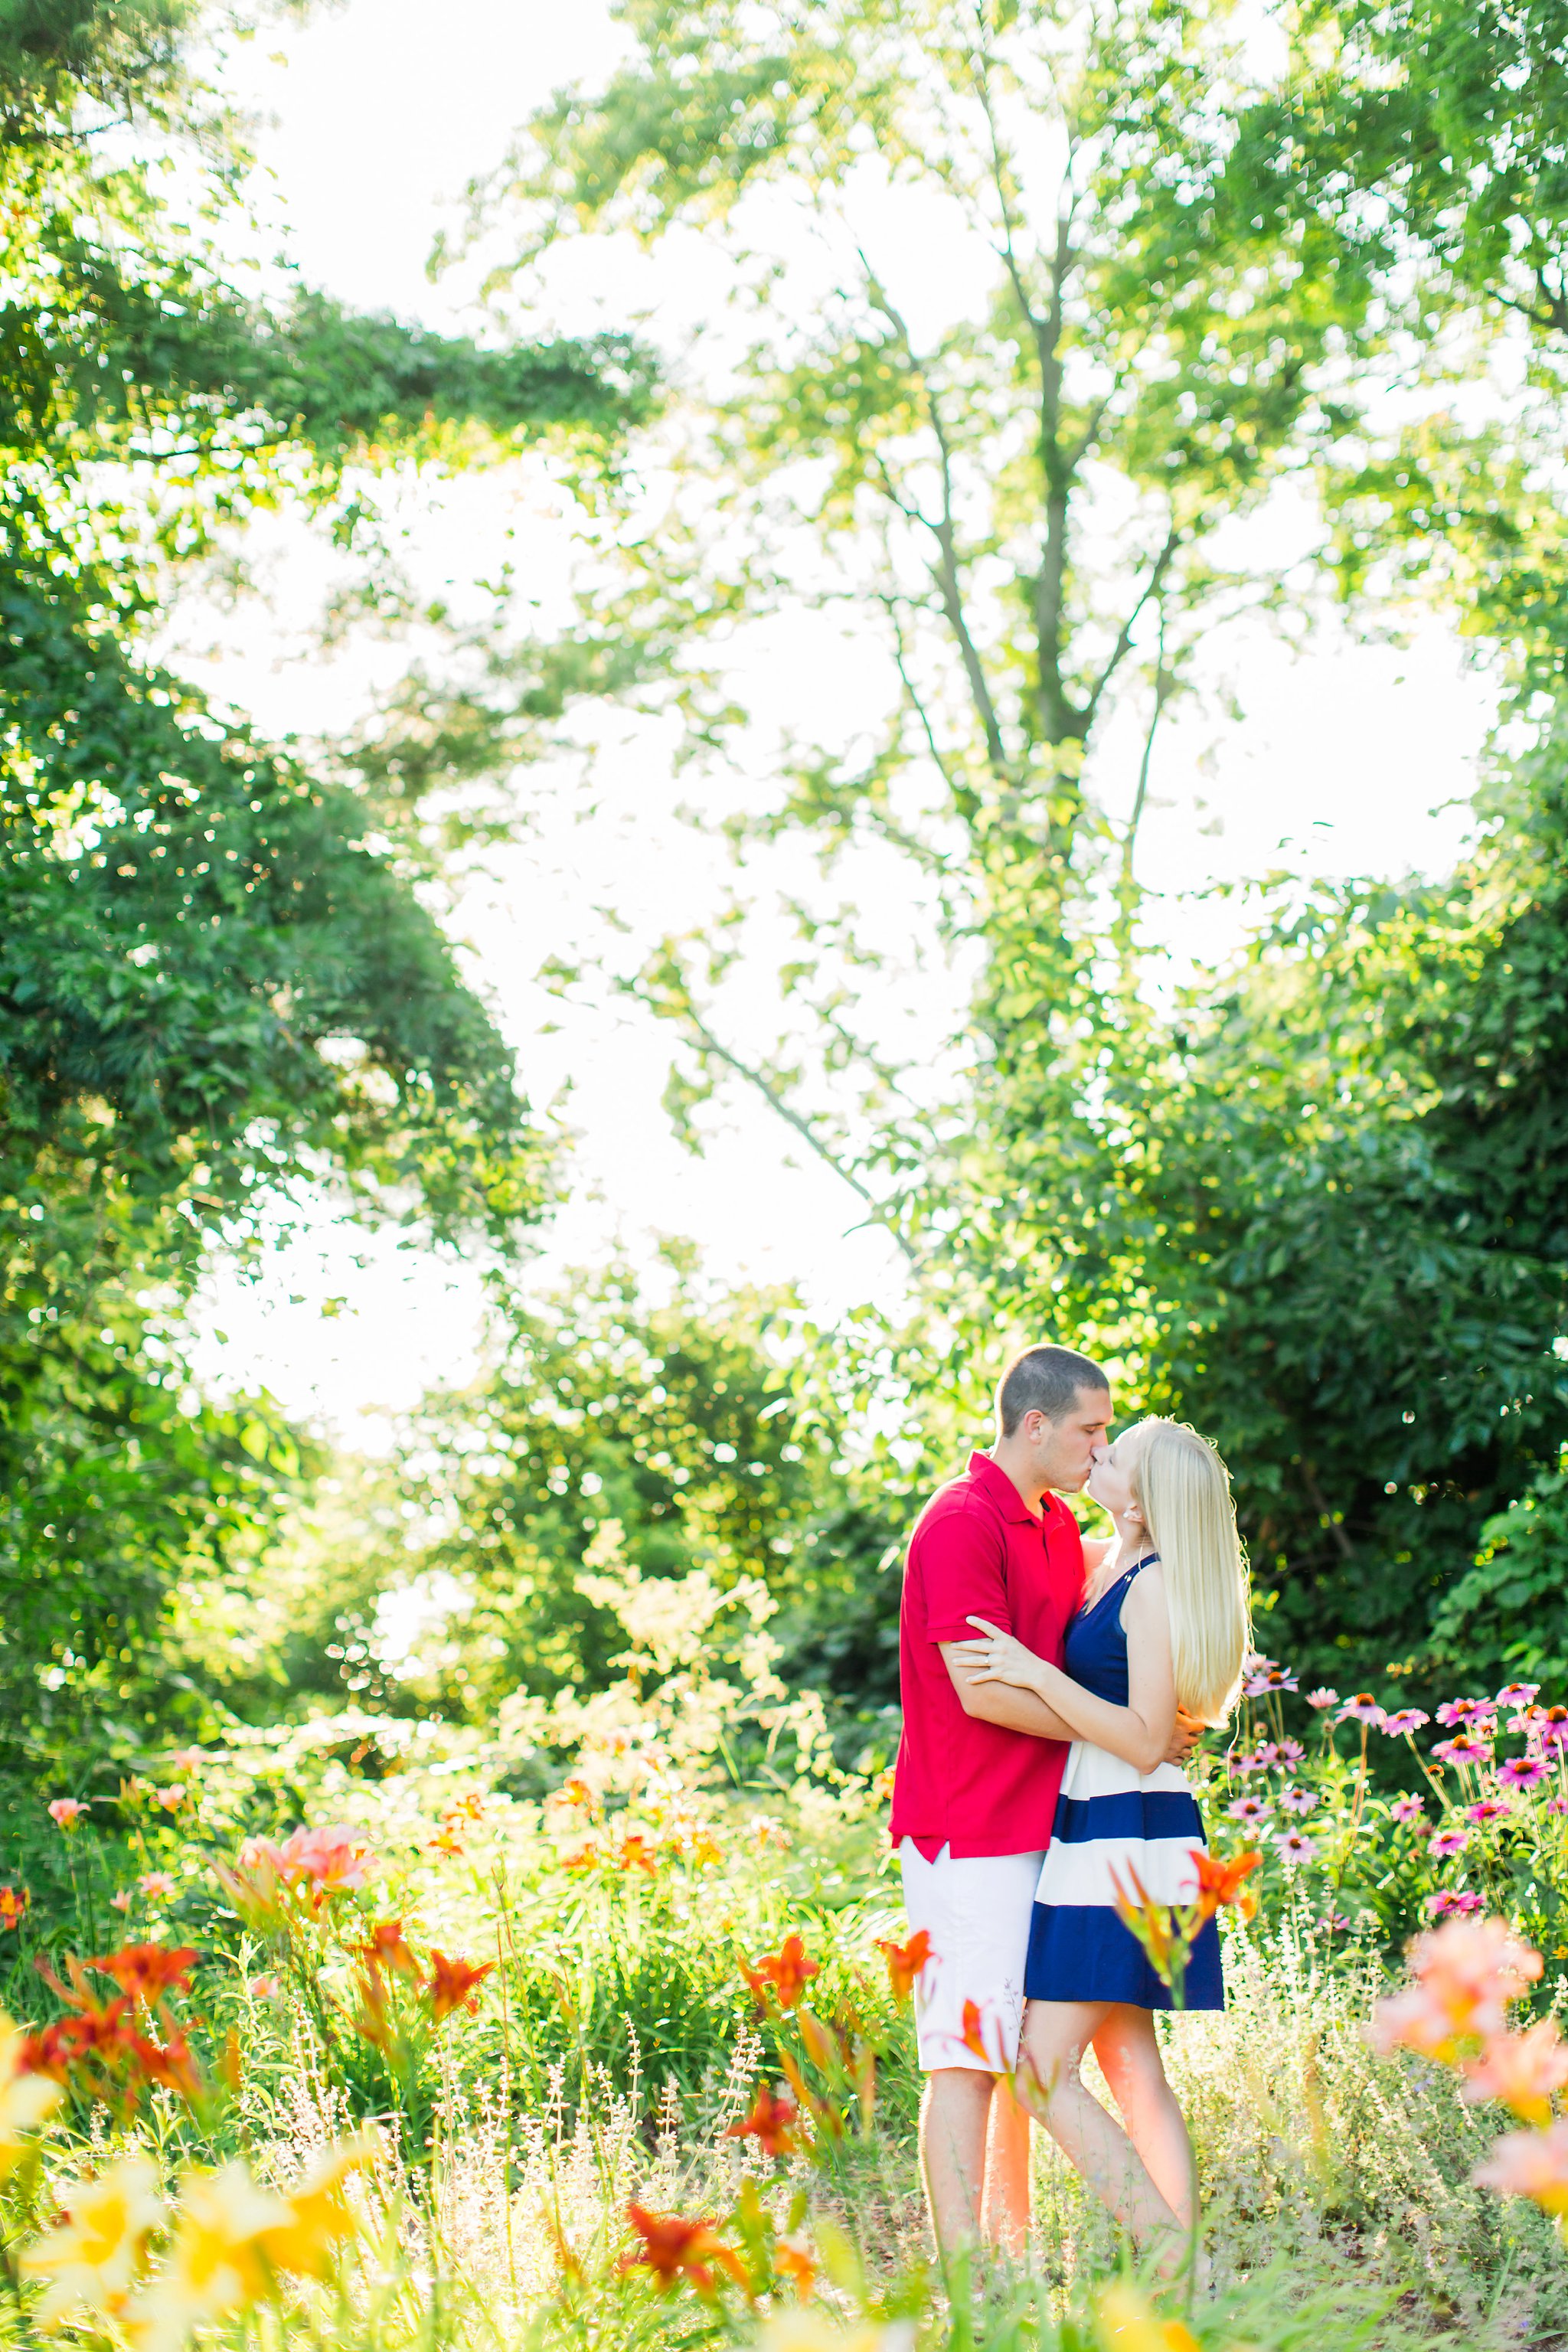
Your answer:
[889,1341,1196,2255]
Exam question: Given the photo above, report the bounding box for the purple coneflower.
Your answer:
[1498,1756,1550,1791]
[1381,1708,1431,1737]
[1389,1792,1426,1824]
[1228,1795,1271,1823]
[1252,1740,1281,1766]
[1436,1697,1493,1727]
[1432,1733,1494,1767]
[1275,1828,1318,1864]
[1429,1825,1471,1857]
[1496,1682,1541,1708]
[1230,1749,1268,1778]
[1275,1739,1305,1769]
[1279,1785,1320,1815]
[1244,1653,1279,1676]
[1426,1889,1484,1917]
[1336,1694,1387,1728]
[1537,1717,1568,1756]
[1466,1798,1512,1827]
[1305,1688,1339,1710]
[1508,1707,1542,1733]
[1549,1795,1568,1816]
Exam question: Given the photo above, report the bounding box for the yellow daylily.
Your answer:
[21,2154,163,2330]
[260,2130,381,2279]
[1096,2280,1203,2352]
[127,2161,291,2352]
[0,2014,61,2176]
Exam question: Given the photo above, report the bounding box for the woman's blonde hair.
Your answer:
[1126,1418,1250,1726]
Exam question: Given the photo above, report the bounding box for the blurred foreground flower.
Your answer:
[741,1935,819,2010]
[87,1945,197,2007]
[1461,2017,1568,2124]
[873,1929,933,2001]
[756,2312,914,2351]
[1474,2118,1568,2222]
[1369,1916,1541,2060]
[21,2152,163,2330]
[724,2082,799,2156]
[0,2013,61,2172]
[620,2202,745,2294]
[1095,2279,1201,2352]
[425,1950,493,2024]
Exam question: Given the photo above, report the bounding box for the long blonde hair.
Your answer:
[1127,1418,1250,1726]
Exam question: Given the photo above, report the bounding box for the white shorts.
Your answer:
[897,1839,1047,2073]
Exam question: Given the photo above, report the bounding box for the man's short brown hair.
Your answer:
[995,1342,1109,1437]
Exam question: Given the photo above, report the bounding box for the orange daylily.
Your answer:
[619,2202,745,2295]
[874,1929,934,2002]
[740,1935,820,2011]
[87,1945,198,2007]
[775,2237,818,2299]
[724,2082,799,2157]
[0,1886,28,1931]
[959,1999,995,2064]
[1189,1847,1262,1922]
[612,1834,659,1876]
[353,1921,420,1981]
[424,1951,494,2026]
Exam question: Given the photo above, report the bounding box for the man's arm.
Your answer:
[940,1645,1076,1740]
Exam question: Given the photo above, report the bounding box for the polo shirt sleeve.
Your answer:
[914,1507,1011,1645]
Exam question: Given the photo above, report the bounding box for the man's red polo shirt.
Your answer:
[890,1451,1086,1859]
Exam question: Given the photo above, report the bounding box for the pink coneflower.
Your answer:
[1390,1792,1427,1825]
[1319,1909,1351,1933]
[1279,1785,1320,1815]
[139,1871,175,1900]
[1466,1798,1513,1828]
[1230,1750,1269,1779]
[1426,1889,1484,1917]
[1305,1688,1340,1710]
[1228,1795,1271,1823]
[1551,1796,1568,1817]
[1274,1739,1306,1769]
[1429,1825,1471,1857]
[1498,1756,1550,1791]
[1433,1733,1494,1767]
[1244,1654,1280,1677]
[1436,1697,1494,1728]
[1537,1717,1568,1756]
[1242,1672,1272,1698]
[1337,1694,1387,1728]
[1382,1709,1431,1737]
[1509,1707,1543,1734]
[1250,1667,1299,1694]
[47,1798,88,1829]
[1275,1828,1318,1864]
[1496,1683,1541,1709]
[1252,1741,1282,1767]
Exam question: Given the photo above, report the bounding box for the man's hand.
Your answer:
[1165,1707,1206,1766]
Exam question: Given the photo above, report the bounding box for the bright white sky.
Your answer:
[183,0,1498,1441]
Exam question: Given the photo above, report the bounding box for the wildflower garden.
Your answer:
[6,0,1568,2348]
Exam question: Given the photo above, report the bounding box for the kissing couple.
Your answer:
[889,1341,1250,2263]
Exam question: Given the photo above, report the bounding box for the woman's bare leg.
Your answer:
[1014,2001,1184,2252]
[1090,2005,1197,2231]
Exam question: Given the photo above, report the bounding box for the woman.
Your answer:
[951,1416,1248,2256]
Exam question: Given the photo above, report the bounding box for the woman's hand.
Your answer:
[950,1615,1049,1694]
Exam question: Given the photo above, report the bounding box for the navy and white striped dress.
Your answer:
[1024,1555,1223,2012]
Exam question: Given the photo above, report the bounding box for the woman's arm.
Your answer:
[954,1574,1178,1773]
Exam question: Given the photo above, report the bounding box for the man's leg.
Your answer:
[981,2072,1032,2257]
[919,2066,996,2252]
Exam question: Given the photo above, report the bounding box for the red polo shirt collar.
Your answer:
[965,1450,1043,1527]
